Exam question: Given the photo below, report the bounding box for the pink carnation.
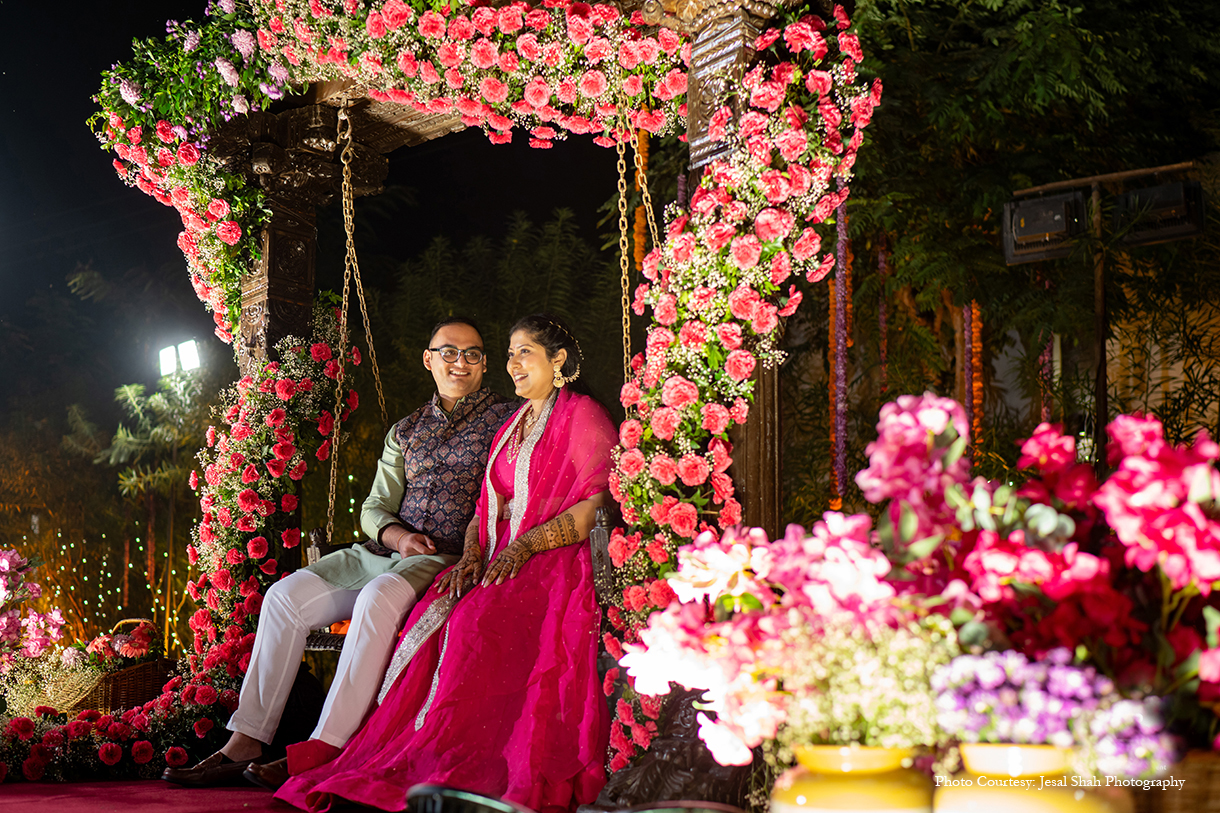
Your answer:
[677,454,710,487]
[724,350,756,382]
[649,455,679,485]
[702,403,731,434]
[661,375,700,409]
[650,407,681,441]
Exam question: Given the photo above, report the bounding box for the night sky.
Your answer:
[0,0,617,414]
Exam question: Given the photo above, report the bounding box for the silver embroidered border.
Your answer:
[377,592,455,703]
[414,619,452,730]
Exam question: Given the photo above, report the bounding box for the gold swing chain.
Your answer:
[326,103,390,544]
[615,125,632,384]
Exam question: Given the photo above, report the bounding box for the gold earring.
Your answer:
[553,366,565,388]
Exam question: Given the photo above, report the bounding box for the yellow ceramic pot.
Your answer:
[933,744,1132,813]
[772,745,933,813]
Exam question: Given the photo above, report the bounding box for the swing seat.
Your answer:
[304,528,349,652]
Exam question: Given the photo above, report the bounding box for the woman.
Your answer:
[277,314,617,813]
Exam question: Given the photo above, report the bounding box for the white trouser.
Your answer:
[227,569,416,748]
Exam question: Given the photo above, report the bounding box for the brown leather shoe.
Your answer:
[243,757,289,791]
[161,751,258,787]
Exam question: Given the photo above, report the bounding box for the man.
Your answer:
[164,316,516,789]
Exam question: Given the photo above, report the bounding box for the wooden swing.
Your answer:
[303,105,659,650]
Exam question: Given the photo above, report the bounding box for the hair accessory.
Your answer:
[545,319,582,360]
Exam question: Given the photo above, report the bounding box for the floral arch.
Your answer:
[79,0,879,778]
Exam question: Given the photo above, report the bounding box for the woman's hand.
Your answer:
[438,547,483,597]
[481,539,532,586]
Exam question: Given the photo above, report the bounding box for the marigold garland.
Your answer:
[971,299,983,446]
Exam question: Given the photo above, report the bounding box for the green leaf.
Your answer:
[950,607,975,627]
[1203,606,1220,650]
[898,500,918,544]
[899,533,944,564]
[958,620,991,648]
[943,435,968,468]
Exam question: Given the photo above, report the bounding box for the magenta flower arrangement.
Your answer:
[0,550,64,674]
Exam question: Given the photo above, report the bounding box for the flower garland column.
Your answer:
[832,198,848,504]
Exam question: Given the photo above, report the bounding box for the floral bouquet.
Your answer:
[0,548,65,677]
[934,648,1177,778]
[621,518,959,766]
[855,394,1220,748]
[60,621,161,674]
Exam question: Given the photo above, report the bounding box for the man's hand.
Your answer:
[382,525,436,557]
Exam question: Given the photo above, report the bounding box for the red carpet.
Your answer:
[0,779,311,812]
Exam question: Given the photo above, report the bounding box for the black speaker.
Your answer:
[1003,191,1087,265]
[1114,181,1205,246]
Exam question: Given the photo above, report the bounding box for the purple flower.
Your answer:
[267,61,289,85]
[232,95,249,114]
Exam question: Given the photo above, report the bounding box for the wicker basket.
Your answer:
[43,619,177,714]
[1131,751,1220,813]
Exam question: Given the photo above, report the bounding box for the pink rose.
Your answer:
[650,407,681,440]
[216,220,242,245]
[730,235,762,269]
[678,321,707,348]
[716,322,743,350]
[418,10,445,37]
[727,286,760,321]
[620,382,643,409]
[703,222,736,251]
[792,228,822,261]
[668,502,698,538]
[749,81,785,112]
[759,170,792,204]
[770,251,792,285]
[677,454,710,487]
[653,293,678,326]
[620,419,643,449]
[579,70,608,98]
[725,349,756,382]
[649,454,678,485]
[702,403,731,434]
[755,208,795,243]
[662,375,700,409]
[619,449,647,480]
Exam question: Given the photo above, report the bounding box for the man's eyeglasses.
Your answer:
[429,346,484,364]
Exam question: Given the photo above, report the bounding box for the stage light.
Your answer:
[178,340,201,371]
[1003,191,1086,265]
[160,346,178,376]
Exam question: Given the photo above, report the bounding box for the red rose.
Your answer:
[649,454,679,485]
[701,403,731,434]
[622,585,648,612]
[650,407,681,441]
[99,742,123,765]
[165,746,188,767]
[806,69,833,97]
[668,502,698,537]
[619,448,646,478]
[7,717,35,740]
[309,342,332,362]
[840,32,863,61]
[648,579,676,608]
[619,382,643,409]
[677,454,710,487]
[730,235,762,270]
[131,740,155,765]
[725,349,757,382]
[236,489,260,513]
[244,593,264,615]
[619,419,644,449]
[756,208,796,243]
[241,463,259,484]
[216,220,242,245]
[22,757,46,781]
[260,559,278,575]
[272,441,296,461]
[194,685,218,706]
[246,536,269,559]
[193,718,213,738]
